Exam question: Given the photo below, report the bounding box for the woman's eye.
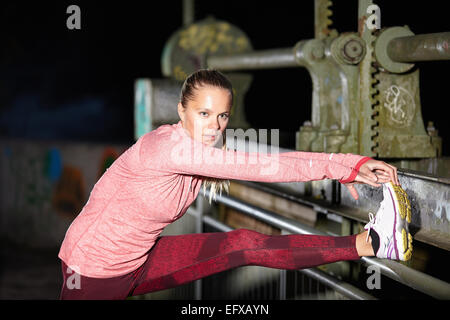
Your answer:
[199,112,228,118]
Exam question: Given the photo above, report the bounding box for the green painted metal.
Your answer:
[374,26,415,73]
[357,2,441,158]
[134,79,152,140]
[372,69,437,158]
[355,0,440,158]
[207,47,297,70]
[314,0,337,40]
[294,35,363,155]
[296,0,441,158]
[161,17,253,79]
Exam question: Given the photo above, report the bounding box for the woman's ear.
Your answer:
[177,102,185,122]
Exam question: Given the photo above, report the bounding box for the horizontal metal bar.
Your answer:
[399,167,450,185]
[202,211,374,300]
[207,47,299,71]
[203,190,450,299]
[203,215,233,232]
[298,268,376,300]
[359,256,450,300]
[213,190,319,235]
[387,32,450,62]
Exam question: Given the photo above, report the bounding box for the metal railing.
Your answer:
[197,189,450,300]
[134,181,449,300]
[202,214,376,300]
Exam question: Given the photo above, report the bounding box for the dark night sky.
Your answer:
[1,0,449,155]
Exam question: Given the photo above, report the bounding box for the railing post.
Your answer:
[194,196,205,300]
[279,229,289,300]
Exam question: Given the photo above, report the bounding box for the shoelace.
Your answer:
[366,212,375,242]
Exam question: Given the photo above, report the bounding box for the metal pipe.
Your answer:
[207,32,450,71]
[359,256,450,300]
[299,268,376,300]
[387,32,450,62]
[207,47,299,71]
[203,215,233,232]
[201,208,375,300]
[194,194,205,300]
[182,0,195,27]
[204,190,450,299]
[214,191,319,235]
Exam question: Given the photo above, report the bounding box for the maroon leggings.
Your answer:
[59,228,360,299]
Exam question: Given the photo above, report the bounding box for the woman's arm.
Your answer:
[275,151,372,184]
[140,132,360,184]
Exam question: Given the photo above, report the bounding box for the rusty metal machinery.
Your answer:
[134,0,450,298]
[205,1,447,159]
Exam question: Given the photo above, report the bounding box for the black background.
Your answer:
[1,0,449,155]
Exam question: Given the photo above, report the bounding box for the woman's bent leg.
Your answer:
[131,228,360,296]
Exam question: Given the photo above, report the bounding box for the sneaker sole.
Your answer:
[392,183,412,223]
[386,182,413,261]
[402,228,414,261]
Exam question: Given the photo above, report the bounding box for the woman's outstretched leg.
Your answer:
[131,228,367,296]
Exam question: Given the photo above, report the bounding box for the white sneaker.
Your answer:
[364,182,413,261]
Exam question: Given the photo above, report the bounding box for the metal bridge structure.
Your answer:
[133,0,450,300]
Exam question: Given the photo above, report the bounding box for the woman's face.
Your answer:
[178,85,231,146]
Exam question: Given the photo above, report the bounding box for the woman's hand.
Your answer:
[344,159,399,200]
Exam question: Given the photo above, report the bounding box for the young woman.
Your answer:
[58,69,412,300]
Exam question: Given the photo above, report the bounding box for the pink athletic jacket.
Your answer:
[58,120,370,278]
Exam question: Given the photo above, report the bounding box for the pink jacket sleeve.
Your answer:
[139,130,371,184]
[276,151,372,184]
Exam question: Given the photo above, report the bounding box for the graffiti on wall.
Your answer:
[1,142,125,247]
[2,144,121,221]
[52,165,86,220]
